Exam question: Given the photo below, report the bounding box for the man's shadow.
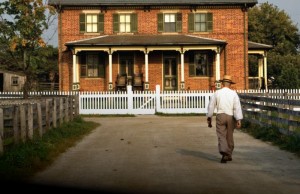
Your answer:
[176,149,219,162]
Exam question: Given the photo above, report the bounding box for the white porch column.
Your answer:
[258,57,264,88]
[144,48,149,90]
[180,51,185,90]
[215,48,221,89]
[72,52,79,91]
[264,53,268,91]
[108,49,113,90]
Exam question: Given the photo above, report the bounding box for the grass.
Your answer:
[81,114,135,117]
[0,116,100,182]
[155,112,206,116]
[241,120,300,157]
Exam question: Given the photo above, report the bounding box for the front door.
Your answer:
[164,57,177,90]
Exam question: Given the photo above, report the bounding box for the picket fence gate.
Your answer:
[79,85,213,115]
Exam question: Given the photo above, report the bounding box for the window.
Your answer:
[11,77,19,86]
[119,52,134,77]
[189,52,212,77]
[113,13,137,33]
[158,13,182,33]
[188,13,213,32]
[80,53,105,78]
[80,13,104,33]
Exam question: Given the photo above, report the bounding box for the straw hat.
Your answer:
[220,75,236,84]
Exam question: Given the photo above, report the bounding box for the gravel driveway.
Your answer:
[28,115,300,194]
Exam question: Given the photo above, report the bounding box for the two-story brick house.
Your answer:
[49,0,272,91]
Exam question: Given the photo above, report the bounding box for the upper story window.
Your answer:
[113,13,137,33]
[188,13,213,32]
[158,13,182,33]
[80,13,104,33]
[80,53,105,78]
[189,51,213,77]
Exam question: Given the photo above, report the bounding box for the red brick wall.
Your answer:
[58,7,248,91]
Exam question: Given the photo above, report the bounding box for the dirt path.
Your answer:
[29,116,300,194]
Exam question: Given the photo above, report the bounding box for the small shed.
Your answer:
[0,70,26,92]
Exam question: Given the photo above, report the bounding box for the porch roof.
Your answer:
[49,0,257,7]
[248,41,273,50]
[65,35,227,47]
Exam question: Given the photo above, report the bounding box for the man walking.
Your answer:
[207,75,243,163]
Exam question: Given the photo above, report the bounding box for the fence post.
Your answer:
[20,104,26,143]
[75,93,80,116]
[37,102,43,137]
[155,85,161,113]
[27,103,33,140]
[53,98,57,128]
[13,105,20,144]
[0,108,3,154]
[59,98,63,125]
[127,85,133,114]
[64,97,69,122]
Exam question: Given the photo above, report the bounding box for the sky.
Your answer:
[1,0,299,47]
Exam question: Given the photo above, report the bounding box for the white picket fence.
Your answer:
[79,85,212,115]
[1,87,299,115]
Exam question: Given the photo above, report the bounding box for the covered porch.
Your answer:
[66,35,226,91]
[248,41,273,90]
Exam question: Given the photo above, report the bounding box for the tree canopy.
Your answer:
[248,2,300,89]
[0,0,57,95]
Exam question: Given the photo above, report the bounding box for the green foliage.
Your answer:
[0,116,99,181]
[0,0,57,96]
[248,2,300,89]
[241,121,300,157]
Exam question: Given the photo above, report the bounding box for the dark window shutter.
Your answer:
[99,54,105,78]
[113,14,119,33]
[157,13,163,32]
[207,13,213,32]
[79,14,86,33]
[189,52,195,76]
[208,52,214,76]
[188,13,194,32]
[176,13,182,32]
[131,13,138,33]
[98,14,104,33]
[80,53,87,77]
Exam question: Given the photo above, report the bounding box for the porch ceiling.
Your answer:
[65,35,227,47]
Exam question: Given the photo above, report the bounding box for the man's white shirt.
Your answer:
[207,87,243,120]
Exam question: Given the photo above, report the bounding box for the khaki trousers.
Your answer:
[216,113,236,156]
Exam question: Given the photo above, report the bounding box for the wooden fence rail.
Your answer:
[239,93,300,135]
[0,96,79,154]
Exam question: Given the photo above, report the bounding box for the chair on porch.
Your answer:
[115,74,127,91]
[132,73,143,91]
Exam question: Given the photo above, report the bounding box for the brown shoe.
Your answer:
[227,156,232,161]
[221,155,229,163]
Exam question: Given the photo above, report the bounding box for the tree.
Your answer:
[0,0,56,97]
[248,2,300,89]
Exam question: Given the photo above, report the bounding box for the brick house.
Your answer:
[49,0,272,91]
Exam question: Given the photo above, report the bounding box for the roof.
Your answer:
[248,41,273,50]
[65,35,227,47]
[49,0,257,7]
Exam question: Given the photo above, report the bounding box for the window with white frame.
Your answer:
[157,13,182,33]
[189,52,212,77]
[188,13,213,32]
[113,13,137,33]
[80,53,105,78]
[86,14,98,32]
[80,13,104,33]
